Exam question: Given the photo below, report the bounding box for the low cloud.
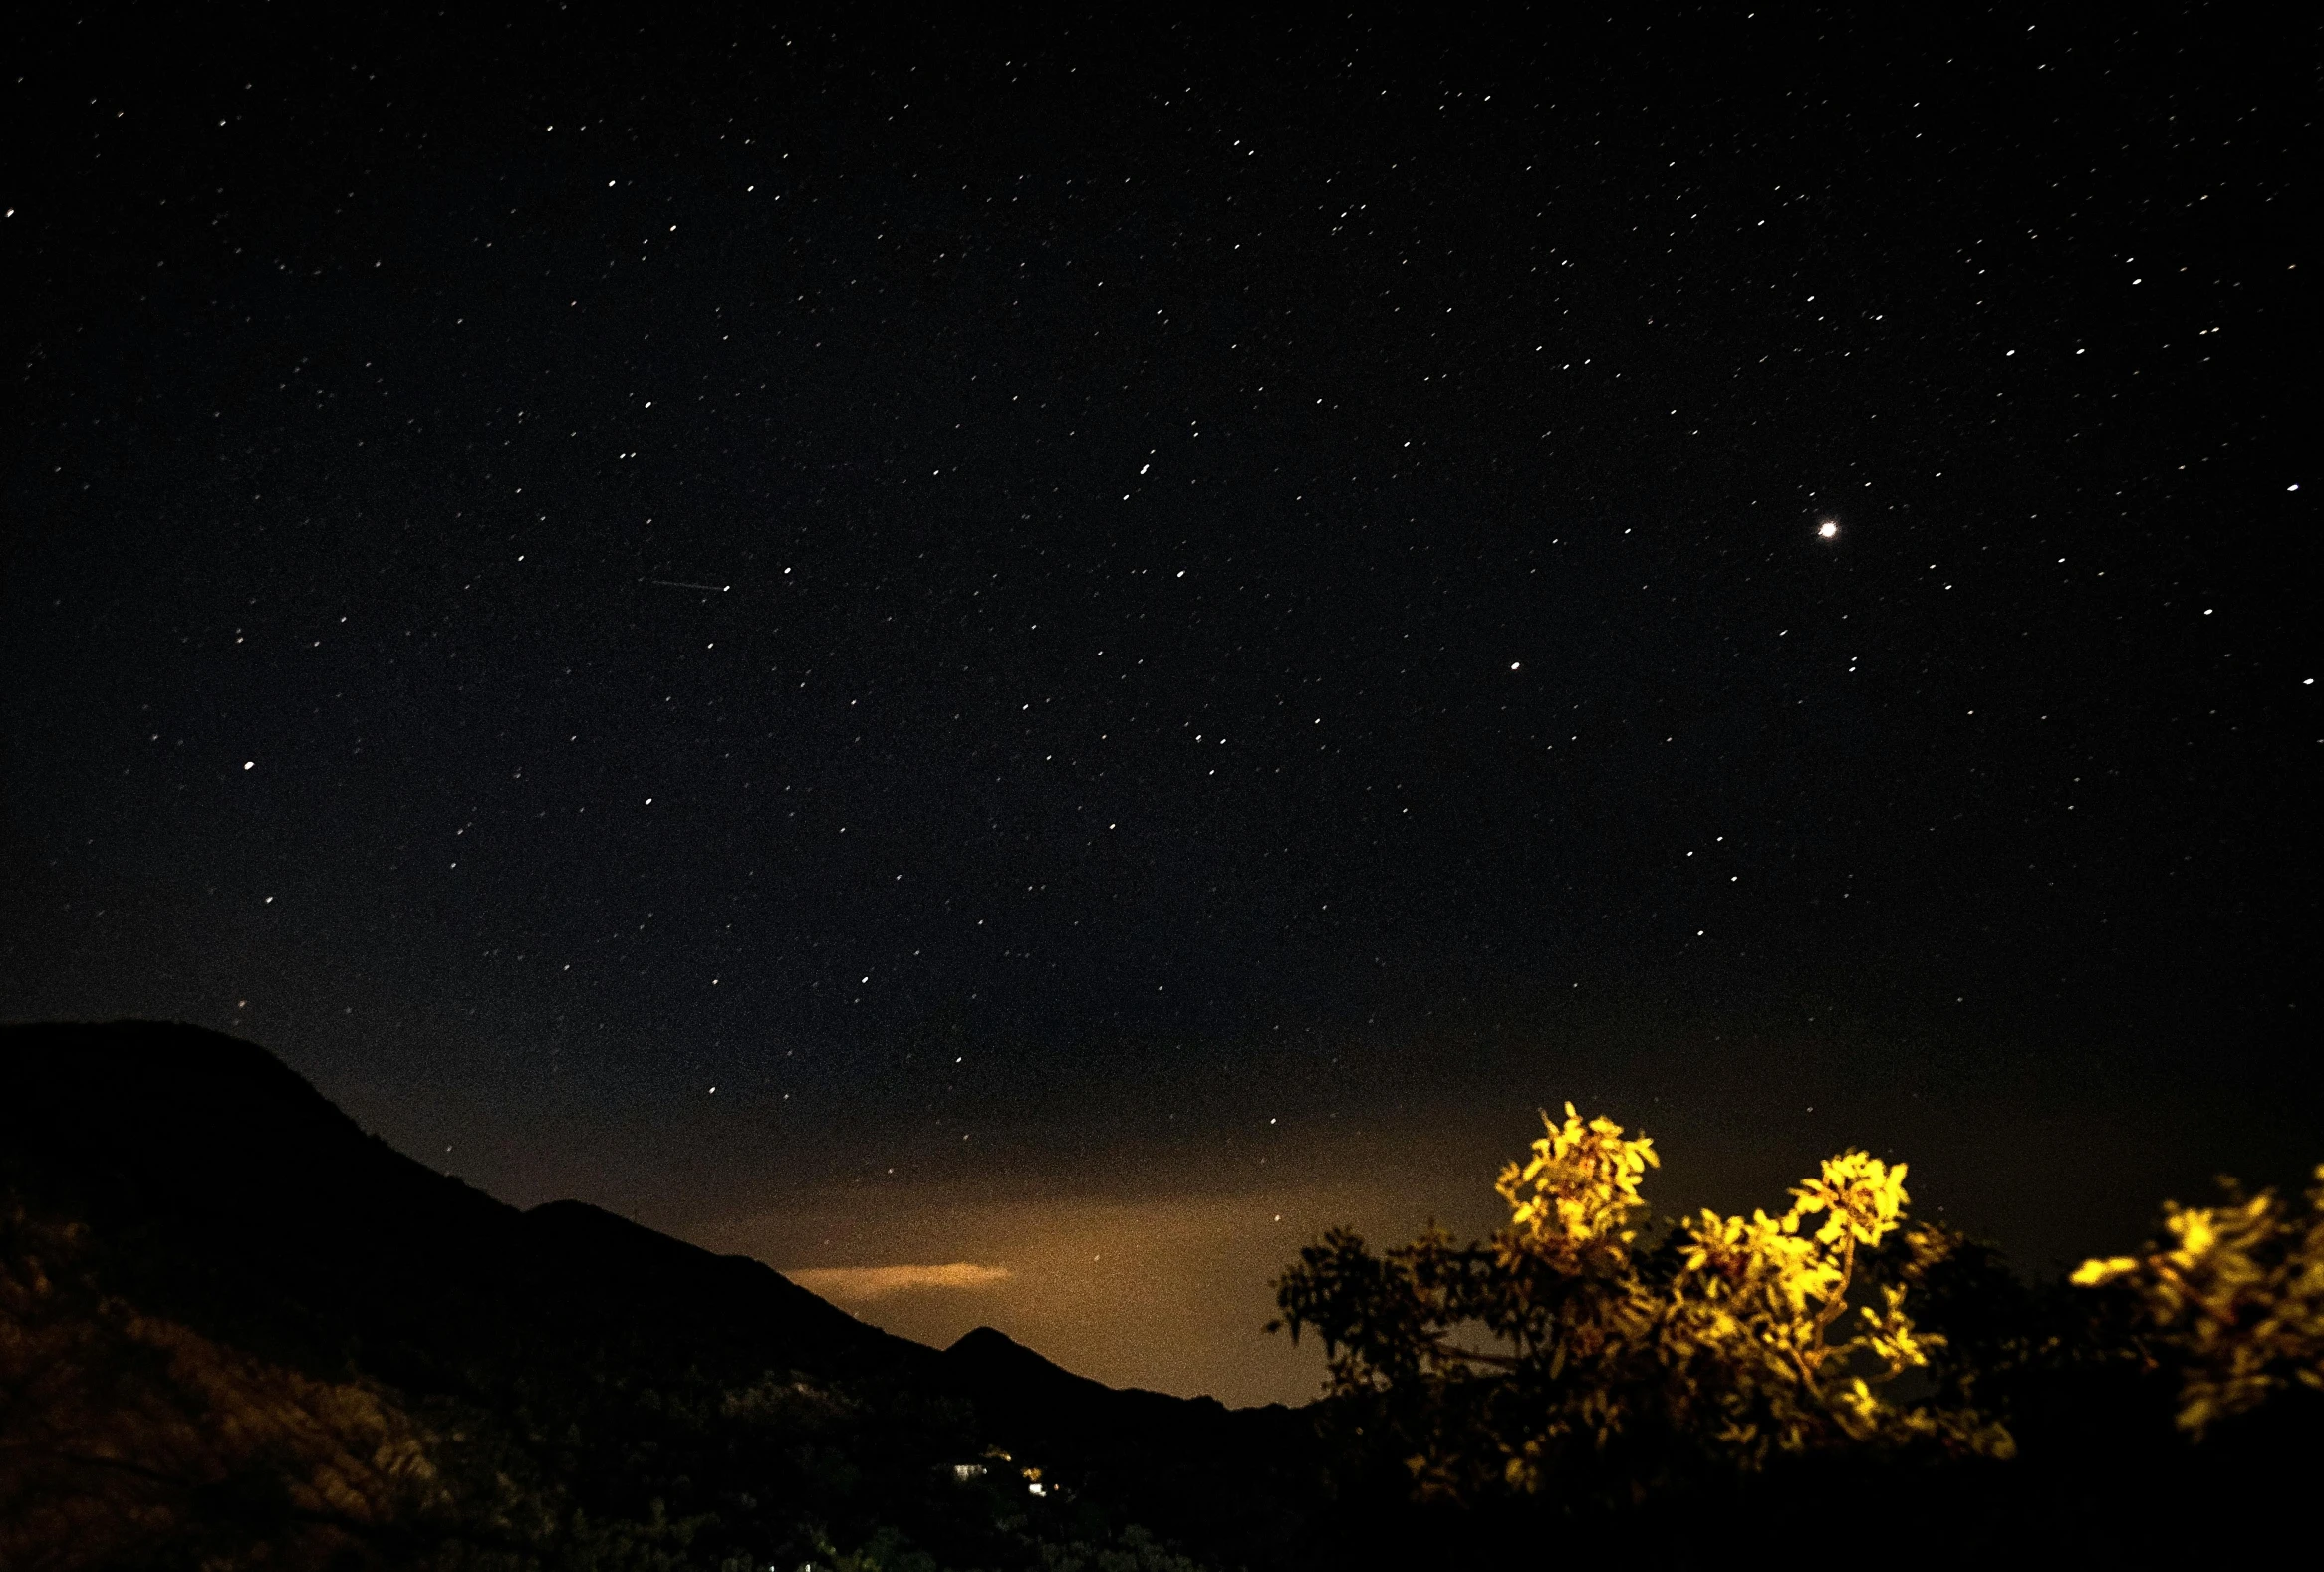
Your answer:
[787,1262,1013,1302]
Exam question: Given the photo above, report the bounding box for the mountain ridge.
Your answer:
[0,1019,926,1384]
[0,1018,1326,1568]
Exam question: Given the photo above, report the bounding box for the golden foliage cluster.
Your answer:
[1272,1106,2011,1500]
[2073,1165,2324,1437]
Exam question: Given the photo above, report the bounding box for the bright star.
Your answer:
[1818,520,1840,539]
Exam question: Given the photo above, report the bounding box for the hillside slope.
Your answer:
[0,1022,917,1387]
[0,1020,1322,1570]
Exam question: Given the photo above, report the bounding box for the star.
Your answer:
[1818,520,1840,539]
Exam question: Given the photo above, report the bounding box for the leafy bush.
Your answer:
[2073,1165,2324,1436]
[1269,1105,2012,1502]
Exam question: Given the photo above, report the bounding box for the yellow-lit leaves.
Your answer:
[2073,1164,2324,1437]
[1273,1105,2013,1502]
[1790,1150,1911,1249]
[1495,1102,1660,1262]
[2069,1255,2139,1288]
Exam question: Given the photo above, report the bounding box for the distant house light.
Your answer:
[951,1462,986,1482]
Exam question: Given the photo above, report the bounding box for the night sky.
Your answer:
[4,9,2313,1405]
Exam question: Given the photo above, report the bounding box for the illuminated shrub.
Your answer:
[2073,1165,2324,1437]
[1269,1106,2012,1501]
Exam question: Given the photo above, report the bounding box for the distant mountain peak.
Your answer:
[945,1324,1086,1384]
[949,1324,1038,1357]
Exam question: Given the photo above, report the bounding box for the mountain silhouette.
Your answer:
[0,1020,920,1386]
[0,1019,1322,1569]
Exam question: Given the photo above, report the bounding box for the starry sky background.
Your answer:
[3,7,2313,1405]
